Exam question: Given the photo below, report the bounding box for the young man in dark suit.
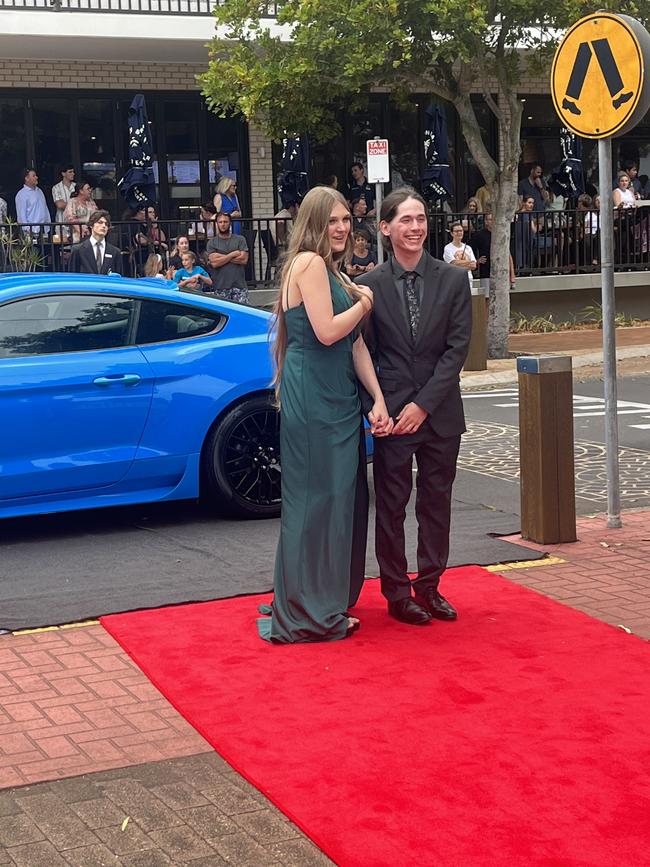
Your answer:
[68,210,123,275]
[357,188,472,625]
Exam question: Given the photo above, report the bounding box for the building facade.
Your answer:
[2,3,650,227]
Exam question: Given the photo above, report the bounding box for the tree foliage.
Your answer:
[201,0,650,355]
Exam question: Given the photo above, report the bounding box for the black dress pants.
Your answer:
[373,428,461,602]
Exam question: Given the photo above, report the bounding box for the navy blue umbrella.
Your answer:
[550,128,585,200]
[118,94,157,209]
[421,104,453,205]
[277,134,310,207]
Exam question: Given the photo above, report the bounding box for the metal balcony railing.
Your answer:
[1,209,648,290]
[0,0,280,16]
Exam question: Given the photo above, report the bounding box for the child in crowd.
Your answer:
[144,253,169,280]
[173,251,213,292]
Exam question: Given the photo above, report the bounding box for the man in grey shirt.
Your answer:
[205,213,249,304]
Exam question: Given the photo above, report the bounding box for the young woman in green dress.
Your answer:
[257,186,393,643]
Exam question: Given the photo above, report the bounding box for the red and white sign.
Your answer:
[366,138,390,183]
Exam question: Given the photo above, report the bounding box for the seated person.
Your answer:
[199,202,218,238]
[172,251,212,292]
[351,197,375,238]
[144,253,170,281]
[347,227,377,277]
[168,235,191,271]
[270,200,299,252]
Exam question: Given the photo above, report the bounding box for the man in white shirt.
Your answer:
[443,222,477,289]
[68,210,123,275]
[51,165,76,227]
[15,168,51,237]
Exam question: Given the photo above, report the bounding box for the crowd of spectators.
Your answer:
[3,157,650,295]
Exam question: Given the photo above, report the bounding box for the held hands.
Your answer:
[368,400,394,438]
[393,402,428,436]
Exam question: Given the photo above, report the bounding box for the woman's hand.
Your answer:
[356,284,374,313]
[368,399,393,437]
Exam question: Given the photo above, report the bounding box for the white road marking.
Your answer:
[466,390,650,422]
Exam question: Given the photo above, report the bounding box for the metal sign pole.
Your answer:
[598,136,622,528]
[375,182,384,265]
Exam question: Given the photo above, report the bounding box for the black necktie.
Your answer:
[403,271,420,340]
[95,241,103,272]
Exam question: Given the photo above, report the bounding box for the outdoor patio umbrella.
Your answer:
[421,103,453,205]
[551,128,585,202]
[117,93,156,209]
[277,134,310,206]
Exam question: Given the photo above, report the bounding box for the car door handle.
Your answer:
[93,374,141,386]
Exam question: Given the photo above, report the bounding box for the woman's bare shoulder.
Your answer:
[293,251,326,275]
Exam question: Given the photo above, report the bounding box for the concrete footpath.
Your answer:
[461,324,650,388]
[1,328,650,866]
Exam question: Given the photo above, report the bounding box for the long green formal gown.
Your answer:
[257,272,368,643]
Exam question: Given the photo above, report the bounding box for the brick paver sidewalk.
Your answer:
[498,507,650,640]
[1,507,649,865]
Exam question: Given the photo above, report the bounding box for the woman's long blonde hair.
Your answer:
[271,185,363,398]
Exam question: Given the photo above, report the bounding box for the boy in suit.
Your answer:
[68,210,123,275]
[357,188,471,625]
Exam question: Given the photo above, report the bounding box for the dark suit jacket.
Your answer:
[356,251,472,438]
[68,239,123,275]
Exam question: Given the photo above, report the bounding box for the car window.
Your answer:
[136,300,224,345]
[0,294,135,359]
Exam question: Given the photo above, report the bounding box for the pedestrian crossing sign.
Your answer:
[551,13,650,138]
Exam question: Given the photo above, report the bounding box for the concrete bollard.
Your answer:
[517,355,577,544]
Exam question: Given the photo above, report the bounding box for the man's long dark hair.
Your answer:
[379,187,427,253]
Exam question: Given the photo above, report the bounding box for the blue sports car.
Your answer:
[0,273,282,519]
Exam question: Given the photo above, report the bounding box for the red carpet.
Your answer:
[101,567,650,867]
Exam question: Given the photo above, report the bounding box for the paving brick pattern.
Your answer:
[499,508,650,640]
[0,626,211,790]
[3,508,650,864]
[0,755,332,866]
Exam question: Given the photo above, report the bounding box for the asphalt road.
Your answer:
[5,373,647,628]
[457,372,650,515]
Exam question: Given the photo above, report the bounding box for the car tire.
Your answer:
[202,394,281,518]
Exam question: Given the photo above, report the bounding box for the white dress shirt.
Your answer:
[90,237,105,270]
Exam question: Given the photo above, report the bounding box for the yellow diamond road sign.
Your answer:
[551,13,650,139]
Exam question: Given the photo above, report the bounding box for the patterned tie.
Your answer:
[403,271,420,340]
[95,241,103,272]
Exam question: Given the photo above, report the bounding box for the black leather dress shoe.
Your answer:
[415,590,458,621]
[388,598,432,625]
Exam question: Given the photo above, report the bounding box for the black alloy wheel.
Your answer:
[203,394,281,518]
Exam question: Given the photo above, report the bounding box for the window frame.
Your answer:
[0,291,227,359]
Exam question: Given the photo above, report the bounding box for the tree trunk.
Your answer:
[489,171,518,357]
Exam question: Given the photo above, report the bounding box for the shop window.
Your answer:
[79,99,117,216]
[32,98,73,212]
[164,100,201,221]
[206,112,241,202]
[0,99,26,209]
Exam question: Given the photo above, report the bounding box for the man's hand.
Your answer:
[393,402,428,435]
[368,400,394,437]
